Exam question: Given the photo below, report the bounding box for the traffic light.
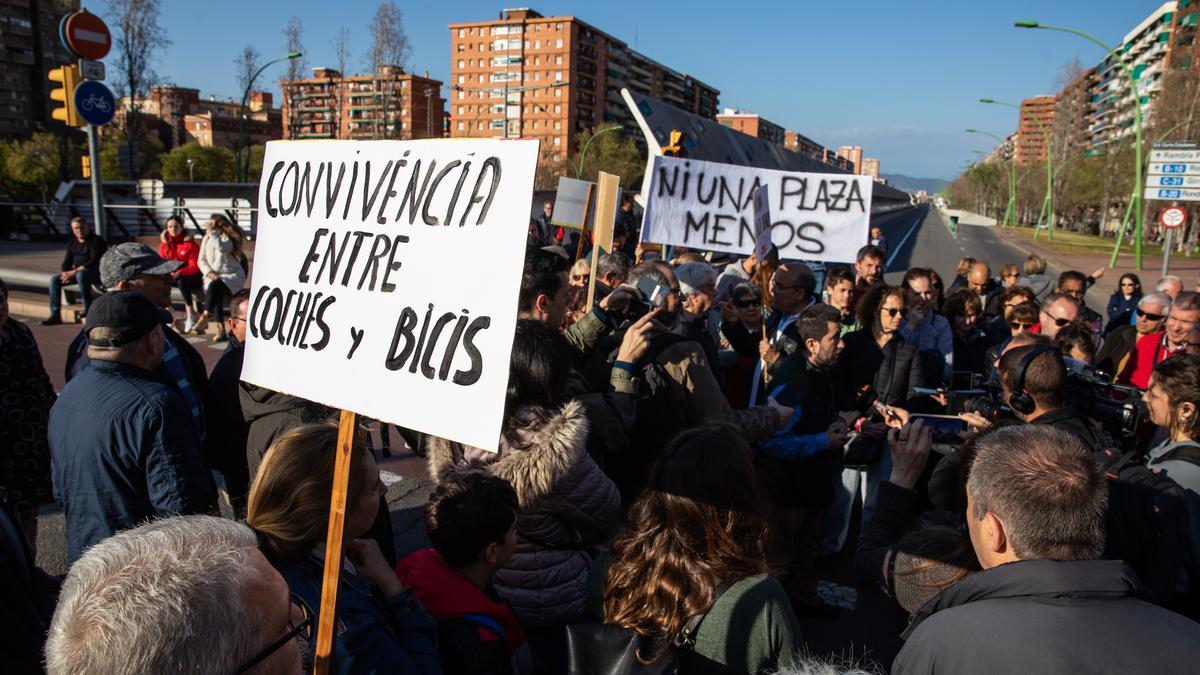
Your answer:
[81,155,91,179]
[48,65,83,127]
[662,129,688,158]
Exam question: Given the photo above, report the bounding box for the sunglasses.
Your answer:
[1137,309,1164,321]
[234,593,314,673]
[732,298,759,308]
[1042,313,1071,327]
[1010,321,1034,331]
[883,307,909,318]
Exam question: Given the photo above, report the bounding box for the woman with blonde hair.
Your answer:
[248,423,440,674]
[194,213,246,341]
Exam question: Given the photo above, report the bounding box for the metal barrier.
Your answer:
[0,200,257,241]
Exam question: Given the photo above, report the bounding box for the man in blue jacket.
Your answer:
[50,291,216,563]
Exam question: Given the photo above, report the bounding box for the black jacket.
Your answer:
[61,233,107,271]
[894,559,1200,674]
[1031,405,1112,453]
[757,359,840,508]
[205,338,250,509]
[240,384,334,478]
[1095,324,1138,377]
[835,329,926,411]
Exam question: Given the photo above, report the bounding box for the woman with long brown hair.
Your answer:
[602,424,800,673]
[194,213,246,341]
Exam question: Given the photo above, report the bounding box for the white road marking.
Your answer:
[886,210,925,270]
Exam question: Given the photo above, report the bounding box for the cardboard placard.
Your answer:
[242,139,539,452]
[641,155,873,263]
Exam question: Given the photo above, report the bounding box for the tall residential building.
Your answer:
[448,7,719,171]
[1015,95,1056,164]
[0,0,79,137]
[837,146,863,174]
[112,86,282,150]
[1167,0,1198,71]
[717,108,785,146]
[1055,67,1098,155]
[822,148,853,172]
[280,66,445,141]
[1090,2,1175,146]
[860,158,880,180]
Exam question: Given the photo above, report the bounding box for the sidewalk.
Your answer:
[994,226,1200,289]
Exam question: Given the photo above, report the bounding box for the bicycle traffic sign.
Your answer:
[73,80,115,126]
[1160,206,1188,231]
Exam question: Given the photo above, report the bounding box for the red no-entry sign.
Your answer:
[62,11,111,61]
[1160,206,1188,230]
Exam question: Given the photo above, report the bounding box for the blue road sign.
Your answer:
[73,80,115,126]
[1157,176,1185,187]
[1158,189,1182,199]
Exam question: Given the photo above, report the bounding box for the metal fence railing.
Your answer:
[0,199,257,241]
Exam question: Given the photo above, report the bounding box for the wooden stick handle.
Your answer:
[313,409,358,675]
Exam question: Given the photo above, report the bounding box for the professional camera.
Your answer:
[1063,360,1148,442]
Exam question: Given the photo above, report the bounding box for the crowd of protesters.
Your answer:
[3,208,1200,675]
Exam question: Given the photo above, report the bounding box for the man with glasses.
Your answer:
[1119,292,1200,389]
[206,289,253,518]
[1057,270,1103,339]
[1096,292,1170,377]
[45,515,308,675]
[744,263,818,405]
[1038,292,1080,341]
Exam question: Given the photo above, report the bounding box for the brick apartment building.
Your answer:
[448,7,719,172]
[112,86,283,150]
[1016,95,1055,164]
[0,0,79,138]
[717,108,785,145]
[280,66,445,141]
[859,157,880,180]
[837,146,863,174]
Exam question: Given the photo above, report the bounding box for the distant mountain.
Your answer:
[881,173,947,194]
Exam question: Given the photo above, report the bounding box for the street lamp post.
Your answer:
[237,50,303,183]
[575,124,624,179]
[1016,21,1145,268]
[186,158,194,182]
[980,97,1055,240]
[966,128,1016,227]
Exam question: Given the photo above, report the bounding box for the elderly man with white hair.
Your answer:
[674,261,722,379]
[1158,275,1183,300]
[45,515,307,675]
[1096,291,1170,377]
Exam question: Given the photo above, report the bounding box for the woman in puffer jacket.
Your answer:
[194,213,246,341]
[428,320,620,634]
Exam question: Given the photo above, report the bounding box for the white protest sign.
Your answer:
[551,176,593,230]
[752,184,772,262]
[640,155,873,262]
[242,139,539,452]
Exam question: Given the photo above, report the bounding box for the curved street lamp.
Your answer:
[575,124,624,179]
[981,97,1055,240]
[967,128,1016,227]
[236,50,303,183]
[1016,21,1146,268]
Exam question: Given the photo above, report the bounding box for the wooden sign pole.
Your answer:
[756,264,770,386]
[586,172,620,309]
[313,409,359,675]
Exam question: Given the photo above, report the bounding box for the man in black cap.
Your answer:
[49,291,217,563]
[65,242,210,441]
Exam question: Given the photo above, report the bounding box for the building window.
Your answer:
[555,88,561,97]
[478,59,484,67]
[535,40,540,49]
[555,55,562,65]
[556,39,563,48]
[458,28,465,38]
[457,121,464,130]
[457,60,464,68]
[457,75,465,84]
[457,91,465,100]
[556,22,563,31]
[554,104,561,113]
[554,136,561,146]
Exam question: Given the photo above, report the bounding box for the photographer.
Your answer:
[997,342,1111,452]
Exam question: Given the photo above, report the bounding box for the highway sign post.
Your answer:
[62,10,111,60]
[1159,206,1188,278]
[73,80,115,127]
[57,9,113,238]
[1146,143,1200,202]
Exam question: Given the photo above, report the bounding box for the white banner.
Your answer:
[242,139,539,452]
[640,155,873,262]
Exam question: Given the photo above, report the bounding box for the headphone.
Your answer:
[1007,344,1062,416]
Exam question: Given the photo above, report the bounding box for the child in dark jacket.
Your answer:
[396,474,533,675]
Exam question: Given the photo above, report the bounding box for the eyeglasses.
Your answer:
[732,297,759,308]
[1041,311,1072,328]
[1137,309,1164,321]
[1010,321,1034,331]
[882,307,909,318]
[234,593,315,674]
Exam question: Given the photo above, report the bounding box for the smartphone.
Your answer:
[873,401,902,423]
[913,387,945,396]
[635,276,668,309]
[909,414,969,445]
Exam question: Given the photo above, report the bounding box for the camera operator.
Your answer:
[996,342,1112,453]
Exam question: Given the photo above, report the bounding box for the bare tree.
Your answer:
[364,1,410,139]
[331,26,351,140]
[281,17,308,140]
[107,0,171,178]
[233,46,262,179]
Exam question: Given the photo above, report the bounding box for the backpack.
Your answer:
[586,329,692,499]
[1092,446,1200,618]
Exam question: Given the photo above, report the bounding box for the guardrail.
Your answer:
[0,200,257,241]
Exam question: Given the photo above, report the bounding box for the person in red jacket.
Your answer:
[1118,292,1199,389]
[159,216,203,333]
[396,473,532,675]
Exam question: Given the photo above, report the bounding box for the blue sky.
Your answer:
[143,0,1160,179]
